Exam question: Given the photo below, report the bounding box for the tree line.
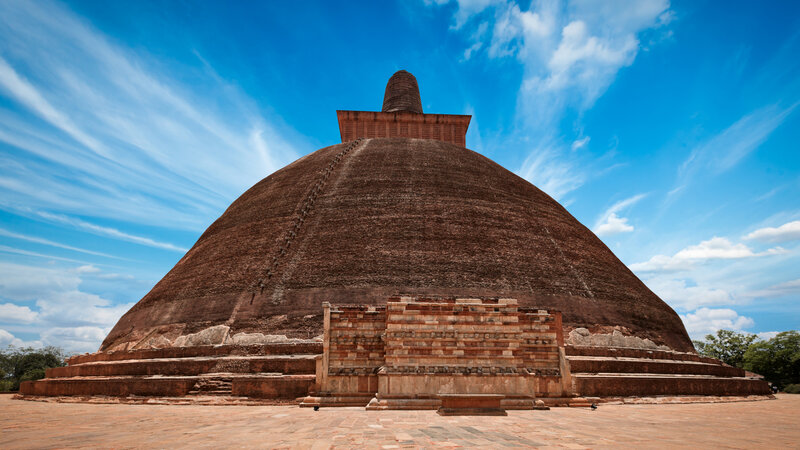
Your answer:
[0,346,67,392]
[693,330,799,393]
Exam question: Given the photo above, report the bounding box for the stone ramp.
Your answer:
[565,346,771,399]
[20,343,321,403]
[20,342,773,403]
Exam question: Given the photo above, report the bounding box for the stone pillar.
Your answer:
[318,302,331,392]
[559,347,574,396]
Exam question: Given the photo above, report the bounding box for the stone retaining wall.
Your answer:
[316,296,567,405]
[67,342,322,365]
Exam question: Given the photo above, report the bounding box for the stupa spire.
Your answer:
[381,70,423,114]
[337,69,470,146]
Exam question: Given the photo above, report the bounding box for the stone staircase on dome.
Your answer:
[564,346,772,402]
[19,342,321,404]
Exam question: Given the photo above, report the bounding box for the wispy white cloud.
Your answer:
[0,0,301,232]
[517,141,586,200]
[674,237,780,260]
[595,213,633,237]
[445,0,503,29]
[754,184,789,202]
[430,0,670,199]
[680,307,754,339]
[743,220,800,243]
[523,19,638,103]
[0,57,105,156]
[463,41,484,60]
[0,228,122,259]
[35,211,187,253]
[0,244,94,265]
[593,193,647,237]
[571,136,590,151]
[672,103,797,198]
[631,236,785,273]
[747,278,800,299]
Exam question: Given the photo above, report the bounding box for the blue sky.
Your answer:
[0,0,798,353]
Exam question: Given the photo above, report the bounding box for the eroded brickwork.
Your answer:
[317,296,566,404]
[327,305,386,375]
[383,297,561,376]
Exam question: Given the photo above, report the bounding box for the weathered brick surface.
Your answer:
[327,305,386,375]
[46,356,316,378]
[68,343,322,365]
[337,111,470,146]
[24,343,321,399]
[99,71,694,354]
[381,70,424,114]
[382,297,561,376]
[575,375,772,397]
[565,345,720,364]
[318,297,567,402]
[568,358,745,377]
[324,297,562,378]
[231,375,315,399]
[19,378,196,397]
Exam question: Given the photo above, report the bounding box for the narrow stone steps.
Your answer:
[188,377,233,396]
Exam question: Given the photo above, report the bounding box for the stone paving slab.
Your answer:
[1,394,798,448]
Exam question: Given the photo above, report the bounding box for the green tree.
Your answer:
[743,331,800,390]
[693,329,758,368]
[0,346,67,391]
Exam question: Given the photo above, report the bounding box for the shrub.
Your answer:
[783,384,800,394]
[0,379,14,392]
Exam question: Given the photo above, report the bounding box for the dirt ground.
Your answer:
[1,394,798,449]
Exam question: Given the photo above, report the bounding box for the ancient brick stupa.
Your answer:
[21,70,770,404]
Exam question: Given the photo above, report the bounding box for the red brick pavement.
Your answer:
[1,394,797,448]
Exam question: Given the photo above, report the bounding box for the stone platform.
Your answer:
[18,299,770,404]
[19,340,771,403]
[564,346,771,400]
[19,343,321,401]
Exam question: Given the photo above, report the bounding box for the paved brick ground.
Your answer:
[1,394,798,448]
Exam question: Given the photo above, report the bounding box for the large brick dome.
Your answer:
[102,136,693,352]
